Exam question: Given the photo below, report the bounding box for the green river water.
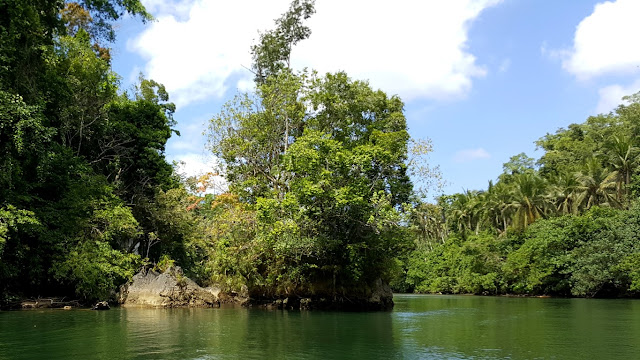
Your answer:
[1,294,639,359]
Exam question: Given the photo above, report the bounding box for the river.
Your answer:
[1,294,638,359]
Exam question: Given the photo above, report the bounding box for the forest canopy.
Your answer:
[0,0,177,302]
[1,0,638,307]
[0,0,434,305]
[401,95,640,297]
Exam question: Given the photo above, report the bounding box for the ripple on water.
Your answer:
[1,297,640,360]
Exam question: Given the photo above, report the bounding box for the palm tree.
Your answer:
[448,190,482,234]
[607,135,638,206]
[574,157,619,212]
[508,172,551,230]
[410,202,447,250]
[547,170,580,215]
[480,180,512,234]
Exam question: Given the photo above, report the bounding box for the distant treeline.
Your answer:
[397,95,640,297]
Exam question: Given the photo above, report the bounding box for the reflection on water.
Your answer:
[393,294,640,359]
[0,295,639,359]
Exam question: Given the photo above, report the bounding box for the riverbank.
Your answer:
[5,297,82,310]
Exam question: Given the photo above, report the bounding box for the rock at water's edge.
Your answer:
[367,278,394,310]
[92,301,110,310]
[119,267,220,308]
[120,268,392,310]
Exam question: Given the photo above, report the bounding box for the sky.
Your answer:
[110,0,640,197]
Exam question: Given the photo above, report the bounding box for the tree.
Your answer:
[547,170,579,215]
[536,123,598,177]
[447,190,483,234]
[405,90,640,298]
[0,1,150,103]
[207,72,306,202]
[481,180,512,233]
[607,135,638,205]
[409,202,448,251]
[0,206,40,265]
[250,0,315,84]
[501,153,535,180]
[206,1,416,299]
[574,157,619,212]
[0,0,187,302]
[508,172,550,230]
[208,71,413,297]
[55,30,117,156]
[103,87,178,200]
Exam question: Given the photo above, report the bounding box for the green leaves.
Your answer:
[0,206,40,260]
[406,233,504,295]
[0,0,180,301]
[54,240,141,300]
[251,0,315,83]
[616,254,640,293]
[407,207,640,297]
[0,91,56,203]
[207,6,418,295]
[403,91,640,297]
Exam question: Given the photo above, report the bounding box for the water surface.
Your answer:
[1,294,638,359]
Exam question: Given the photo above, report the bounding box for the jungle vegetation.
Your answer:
[401,96,640,297]
[1,0,638,305]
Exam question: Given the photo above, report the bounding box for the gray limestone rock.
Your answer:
[119,266,220,308]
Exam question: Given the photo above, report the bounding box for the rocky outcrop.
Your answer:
[366,278,394,310]
[119,268,392,310]
[217,285,250,306]
[255,279,394,311]
[119,267,221,308]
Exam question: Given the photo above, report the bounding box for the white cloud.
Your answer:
[143,0,196,20]
[236,77,255,93]
[170,152,216,176]
[453,148,490,163]
[596,80,640,114]
[563,0,640,79]
[169,152,228,193]
[167,121,206,153]
[132,0,502,108]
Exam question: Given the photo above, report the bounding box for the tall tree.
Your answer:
[508,172,550,230]
[250,0,315,84]
[607,135,638,205]
[574,157,619,211]
[547,170,580,215]
[206,0,415,299]
[0,0,189,302]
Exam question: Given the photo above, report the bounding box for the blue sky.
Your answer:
[110,0,640,197]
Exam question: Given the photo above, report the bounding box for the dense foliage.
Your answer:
[201,0,416,299]
[0,0,427,305]
[402,96,640,297]
[0,1,186,304]
[2,0,636,305]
